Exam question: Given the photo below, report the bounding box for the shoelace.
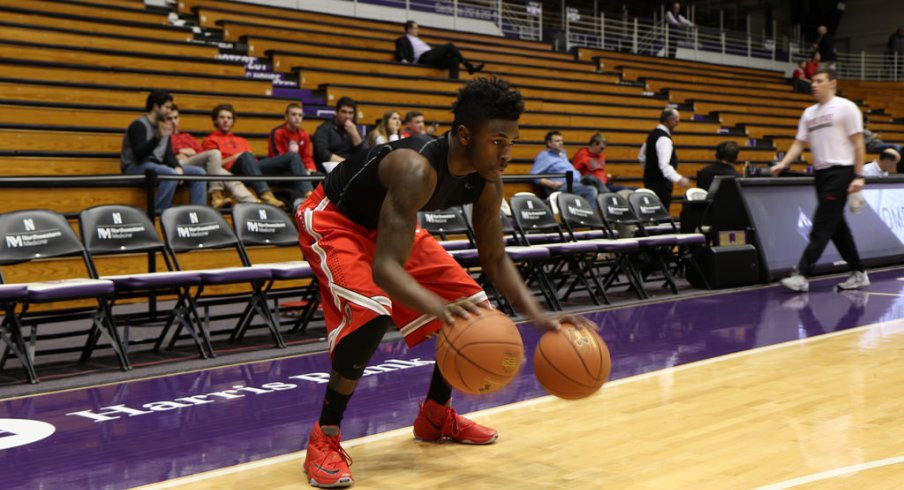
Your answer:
[440,407,472,438]
[318,435,353,467]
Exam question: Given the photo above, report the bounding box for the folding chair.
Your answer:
[159,205,284,349]
[555,192,648,299]
[79,205,212,359]
[0,285,32,382]
[0,209,128,383]
[231,203,319,336]
[509,194,608,305]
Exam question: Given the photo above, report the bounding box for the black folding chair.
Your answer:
[231,203,319,336]
[79,205,212,359]
[159,205,284,349]
[0,209,129,383]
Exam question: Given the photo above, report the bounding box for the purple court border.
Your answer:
[1,270,903,488]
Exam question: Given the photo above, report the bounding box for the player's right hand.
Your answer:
[769,163,786,176]
[437,299,489,325]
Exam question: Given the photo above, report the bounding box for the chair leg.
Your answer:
[185,293,215,358]
[0,313,38,384]
[93,299,131,371]
[247,283,286,349]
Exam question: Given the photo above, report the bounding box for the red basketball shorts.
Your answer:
[296,186,486,355]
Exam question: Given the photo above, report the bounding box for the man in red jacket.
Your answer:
[268,103,317,173]
[571,132,630,192]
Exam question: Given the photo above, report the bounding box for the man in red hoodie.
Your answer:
[267,103,317,174]
[571,132,630,193]
[202,104,313,210]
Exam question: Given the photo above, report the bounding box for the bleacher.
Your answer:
[2,0,903,382]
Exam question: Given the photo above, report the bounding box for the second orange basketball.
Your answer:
[534,320,611,400]
[436,308,524,395]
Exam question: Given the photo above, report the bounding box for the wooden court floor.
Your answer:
[140,317,904,489]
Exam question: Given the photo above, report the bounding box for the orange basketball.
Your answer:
[435,309,524,395]
[534,321,611,400]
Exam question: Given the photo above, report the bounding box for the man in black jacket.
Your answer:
[642,108,690,207]
[394,21,484,79]
[696,141,741,191]
[120,90,207,212]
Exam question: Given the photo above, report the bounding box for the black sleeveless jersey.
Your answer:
[323,133,486,230]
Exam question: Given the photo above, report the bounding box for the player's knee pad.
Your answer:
[331,315,392,380]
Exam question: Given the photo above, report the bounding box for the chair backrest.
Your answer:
[556,192,605,233]
[627,191,673,225]
[547,191,562,216]
[499,198,512,217]
[596,193,639,227]
[685,187,708,201]
[0,209,86,266]
[509,194,564,242]
[160,205,239,254]
[616,189,634,200]
[634,188,656,195]
[418,207,473,241]
[80,205,165,255]
[232,203,299,247]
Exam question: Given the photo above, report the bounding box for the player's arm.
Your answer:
[849,131,866,193]
[372,150,480,324]
[472,181,555,330]
[770,139,807,176]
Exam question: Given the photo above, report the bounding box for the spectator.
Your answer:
[665,1,693,58]
[120,90,206,213]
[696,141,741,191]
[202,104,311,210]
[791,60,812,94]
[367,110,402,146]
[863,148,901,177]
[402,111,438,138]
[643,108,691,207]
[312,96,366,172]
[805,52,820,80]
[394,21,484,79]
[571,132,628,193]
[885,27,904,76]
[863,115,903,154]
[168,105,257,209]
[813,25,837,69]
[268,102,317,175]
[530,130,598,205]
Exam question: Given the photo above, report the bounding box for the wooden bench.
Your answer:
[0,0,169,25]
[575,47,786,80]
[0,6,193,42]
[619,66,792,92]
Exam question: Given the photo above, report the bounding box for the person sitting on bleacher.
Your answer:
[367,110,402,146]
[312,96,367,173]
[120,90,207,213]
[268,102,317,175]
[202,104,312,210]
[696,141,741,191]
[571,131,630,193]
[168,104,257,209]
[530,130,599,206]
[394,21,484,80]
[863,148,901,177]
[791,60,812,94]
[401,110,438,138]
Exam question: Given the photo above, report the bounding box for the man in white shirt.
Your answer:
[862,148,900,177]
[665,1,694,58]
[770,67,868,292]
[642,108,691,207]
[393,21,484,79]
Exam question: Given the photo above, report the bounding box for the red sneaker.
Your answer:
[303,423,353,488]
[412,399,498,445]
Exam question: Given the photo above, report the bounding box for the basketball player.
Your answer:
[296,77,586,488]
[770,67,869,292]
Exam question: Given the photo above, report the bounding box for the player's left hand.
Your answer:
[556,314,599,332]
[848,177,864,194]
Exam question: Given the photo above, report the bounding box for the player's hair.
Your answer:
[404,20,417,32]
[451,77,524,133]
[660,108,678,123]
[589,132,606,146]
[880,149,900,162]
[336,96,357,112]
[814,67,837,80]
[715,141,739,163]
[146,90,172,112]
[404,111,423,123]
[211,103,235,121]
[285,102,303,114]
[544,130,562,144]
[170,103,180,113]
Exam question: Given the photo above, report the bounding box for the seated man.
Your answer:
[696,141,741,191]
[401,110,438,138]
[530,130,598,206]
[202,104,312,210]
[169,104,257,208]
[863,148,901,177]
[268,102,317,175]
[571,131,631,193]
[121,90,206,213]
[313,96,367,173]
[394,21,484,80]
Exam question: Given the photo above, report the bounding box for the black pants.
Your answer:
[798,166,863,276]
[418,43,466,79]
[231,152,313,198]
[644,178,674,208]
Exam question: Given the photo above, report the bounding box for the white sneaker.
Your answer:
[837,271,870,290]
[780,273,809,292]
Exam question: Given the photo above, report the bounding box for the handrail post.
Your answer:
[632,17,638,54]
[861,50,865,80]
[566,171,573,193]
[721,31,726,64]
[664,17,669,57]
[497,0,502,32]
[453,0,458,30]
[599,12,605,49]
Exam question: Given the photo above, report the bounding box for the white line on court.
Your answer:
[754,455,904,489]
[134,317,904,489]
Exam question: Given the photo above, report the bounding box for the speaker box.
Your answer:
[687,245,760,289]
